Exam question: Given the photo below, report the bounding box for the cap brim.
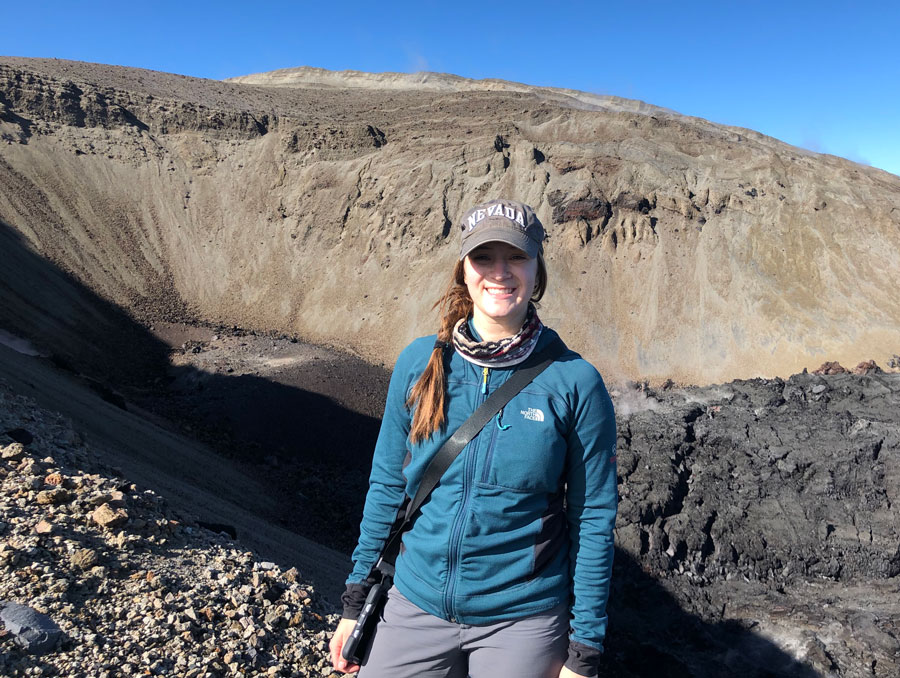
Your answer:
[459,224,541,260]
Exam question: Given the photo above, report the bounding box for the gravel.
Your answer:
[0,379,340,677]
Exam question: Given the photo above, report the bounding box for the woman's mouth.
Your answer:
[486,287,515,296]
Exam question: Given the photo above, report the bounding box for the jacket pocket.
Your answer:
[478,390,566,492]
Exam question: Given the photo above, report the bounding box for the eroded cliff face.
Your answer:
[2,57,899,384]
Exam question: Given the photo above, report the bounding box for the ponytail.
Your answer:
[407,255,548,444]
[407,261,470,444]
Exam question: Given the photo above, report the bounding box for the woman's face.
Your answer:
[463,241,538,340]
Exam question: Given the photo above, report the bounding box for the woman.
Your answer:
[330,199,617,678]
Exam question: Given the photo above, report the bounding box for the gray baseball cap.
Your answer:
[458,198,545,260]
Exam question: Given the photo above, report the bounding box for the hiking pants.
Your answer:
[358,588,568,678]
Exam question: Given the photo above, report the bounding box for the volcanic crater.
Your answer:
[1,57,899,677]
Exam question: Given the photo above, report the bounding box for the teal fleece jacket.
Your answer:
[344,328,617,675]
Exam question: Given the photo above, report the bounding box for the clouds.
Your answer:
[404,46,430,73]
[797,131,876,171]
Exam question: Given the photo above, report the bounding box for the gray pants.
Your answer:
[358,588,568,678]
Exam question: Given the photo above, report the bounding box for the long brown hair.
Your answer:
[406,254,547,444]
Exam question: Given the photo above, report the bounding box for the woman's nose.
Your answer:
[491,259,510,278]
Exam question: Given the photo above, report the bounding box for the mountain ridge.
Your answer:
[225,65,679,117]
[1,56,899,385]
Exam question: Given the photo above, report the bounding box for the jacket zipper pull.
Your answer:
[482,367,489,395]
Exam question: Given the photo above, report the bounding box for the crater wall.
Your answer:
[2,58,899,384]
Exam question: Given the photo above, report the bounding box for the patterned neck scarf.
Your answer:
[451,304,543,368]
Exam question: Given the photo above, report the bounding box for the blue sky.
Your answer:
[4,1,898,176]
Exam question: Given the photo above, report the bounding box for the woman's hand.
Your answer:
[329,617,362,674]
[558,666,592,678]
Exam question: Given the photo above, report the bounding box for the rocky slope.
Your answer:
[606,369,900,676]
[0,377,340,677]
[2,57,900,385]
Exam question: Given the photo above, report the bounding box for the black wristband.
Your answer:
[340,582,369,620]
[565,640,601,676]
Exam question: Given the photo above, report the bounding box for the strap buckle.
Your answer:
[375,557,395,577]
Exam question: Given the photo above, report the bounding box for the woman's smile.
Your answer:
[463,241,537,341]
[485,285,515,296]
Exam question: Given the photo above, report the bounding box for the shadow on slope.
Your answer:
[155,363,382,553]
[0,221,170,386]
[601,551,820,677]
[0,218,381,548]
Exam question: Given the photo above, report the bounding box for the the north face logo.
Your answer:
[520,407,544,422]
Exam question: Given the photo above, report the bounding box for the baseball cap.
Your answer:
[458,199,545,260]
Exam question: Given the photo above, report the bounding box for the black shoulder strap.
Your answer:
[377,336,566,574]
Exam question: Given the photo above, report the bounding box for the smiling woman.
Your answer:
[464,242,537,341]
[330,199,618,678]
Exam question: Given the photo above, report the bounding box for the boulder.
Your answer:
[91,503,128,528]
[812,361,848,375]
[853,360,882,374]
[1,442,26,461]
[0,601,62,655]
[35,488,71,505]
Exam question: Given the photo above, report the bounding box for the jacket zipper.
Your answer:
[479,416,502,484]
[481,365,513,482]
[444,365,489,622]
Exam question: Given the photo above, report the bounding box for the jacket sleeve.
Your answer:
[342,344,416,618]
[563,368,618,675]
